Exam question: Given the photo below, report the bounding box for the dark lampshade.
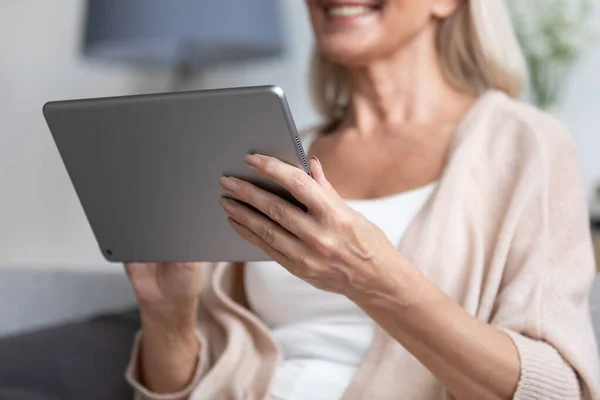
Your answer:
[83,0,285,67]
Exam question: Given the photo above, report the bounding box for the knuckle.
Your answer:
[337,211,356,231]
[295,251,309,268]
[321,201,341,218]
[314,236,336,258]
[267,201,288,223]
[263,159,277,176]
[232,179,248,198]
[292,172,311,192]
[259,226,276,246]
[305,231,323,248]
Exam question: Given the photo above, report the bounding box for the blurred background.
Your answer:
[0,1,599,335]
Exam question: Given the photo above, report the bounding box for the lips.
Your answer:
[321,1,383,19]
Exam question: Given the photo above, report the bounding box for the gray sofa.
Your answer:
[0,268,599,400]
[0,268,140,400]
[0,268,137,338]
[3,268,600,339]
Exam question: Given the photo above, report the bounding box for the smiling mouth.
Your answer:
[324,3,382,19]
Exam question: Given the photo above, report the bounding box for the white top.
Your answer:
[245,133,437,400]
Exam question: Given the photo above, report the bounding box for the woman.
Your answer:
[125,0,600,399]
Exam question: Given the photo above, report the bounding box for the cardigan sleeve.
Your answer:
[125,329,210,400]
[490,125,600,400]
[124,264,216,400]
[123,262,276,400]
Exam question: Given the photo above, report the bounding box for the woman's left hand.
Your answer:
[218,153,408,302]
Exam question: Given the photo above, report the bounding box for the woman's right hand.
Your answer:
[124,262,204,316]
[124,263,204,393]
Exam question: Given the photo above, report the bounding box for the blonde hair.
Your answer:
[310,0,528,120]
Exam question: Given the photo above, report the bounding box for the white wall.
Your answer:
[0,1,598,271]
[0,1,158,270]
[0,1,317,270]
[560,6,600,201]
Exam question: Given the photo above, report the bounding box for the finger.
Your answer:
[227,217,294,267]
[124,262,147,278]
[309,156,339,198]
[244,154,333,215]
[123,263,134,279]
[220,197,307,261]
[219,176,321,243]
[309,156,327,187]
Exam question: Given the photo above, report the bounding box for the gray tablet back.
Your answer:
[43,86,309,263]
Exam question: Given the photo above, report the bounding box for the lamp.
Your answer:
[83,0,285,88]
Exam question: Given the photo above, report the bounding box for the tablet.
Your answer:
[43,86,310,263]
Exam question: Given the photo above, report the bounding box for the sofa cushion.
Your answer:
[0,268,137,337]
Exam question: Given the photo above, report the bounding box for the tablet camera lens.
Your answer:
[106,249,113,256]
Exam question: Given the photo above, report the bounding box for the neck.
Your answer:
[345,23,473,136]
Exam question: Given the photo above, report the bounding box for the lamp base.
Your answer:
[171,62,201,91]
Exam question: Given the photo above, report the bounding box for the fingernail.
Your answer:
[219,197,235,213]
[220,176,237,192]
[244,154,261,168]
[311,156,322,168]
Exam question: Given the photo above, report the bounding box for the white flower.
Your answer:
[506,0,598,107]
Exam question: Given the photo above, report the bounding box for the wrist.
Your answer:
[141,313,198,354]
[139,311,200,392]
[351,254,435,310]
[140,299,199,333]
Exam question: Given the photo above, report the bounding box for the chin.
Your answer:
[318,39,380,68]
[307,0,431,68]
[308,0,392,67]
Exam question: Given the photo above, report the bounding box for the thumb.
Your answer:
[310,156,335,193]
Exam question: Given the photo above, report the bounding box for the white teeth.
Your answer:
[327,5,374,18]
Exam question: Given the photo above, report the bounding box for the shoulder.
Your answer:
[449,92,585,210]
[478,91,578,158]
[457,91,581,176]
